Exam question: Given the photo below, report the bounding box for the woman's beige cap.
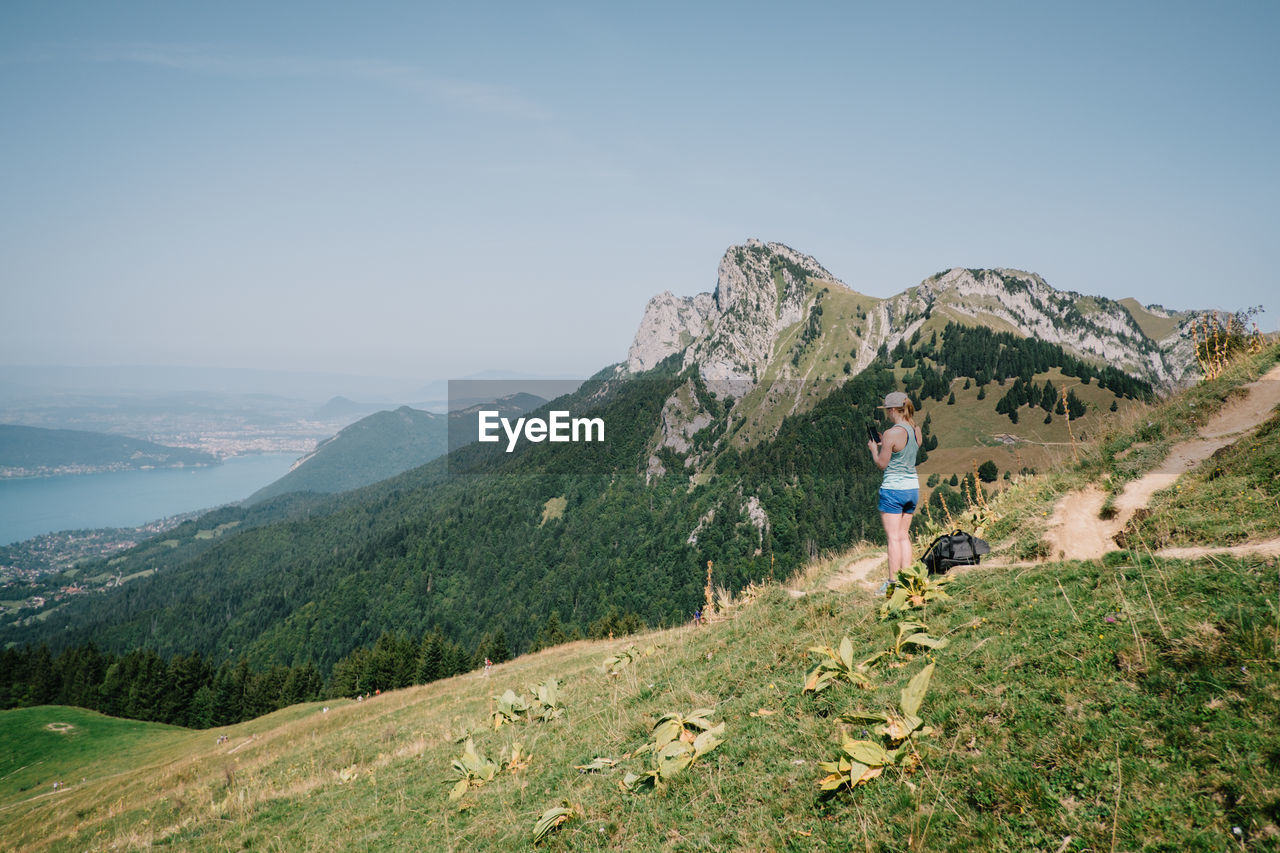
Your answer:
[878,391,910,408]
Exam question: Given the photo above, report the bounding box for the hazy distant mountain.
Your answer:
[0,424,217,477]
[313,396,389,420]
[246,407,448,504]
[0,365,424,403]
[247,393,548,504]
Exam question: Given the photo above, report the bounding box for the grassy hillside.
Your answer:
[919,365,1143,486]
[4,346,1278,851]
[1125,407,1280,546]
[3,548,1275,850]
[1119,298,1185,342]
[0,706,191,810]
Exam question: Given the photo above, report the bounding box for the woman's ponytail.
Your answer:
[899,397,916,427]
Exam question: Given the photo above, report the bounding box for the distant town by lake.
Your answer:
[0,453,299,546]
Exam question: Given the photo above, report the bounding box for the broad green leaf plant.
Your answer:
[600,645,639,677]
[447,738,499,802]
[820,662,936,792]
[528,677,564,722]
[532,802,583,845]
[879,564,952,619]
[490,688,530,729]
[622,708,726,792]
[490,678,565,728]
[803,636,872,693]
[860,621,949,670]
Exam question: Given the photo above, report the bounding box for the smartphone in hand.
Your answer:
[866,422,881,443]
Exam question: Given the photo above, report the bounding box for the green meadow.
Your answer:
[4,547,1276,851]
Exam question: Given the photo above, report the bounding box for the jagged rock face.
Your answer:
[645,378,715,483]
[626,249,1201,390]
[894,269,1196,386]
[626,291,715,373]
[626,239,841,383]
[656,383,713,455]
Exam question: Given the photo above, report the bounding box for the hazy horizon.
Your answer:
[0,363,595,408]
[3,2,1276,380]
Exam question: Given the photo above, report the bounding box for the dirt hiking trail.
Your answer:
[824,554,887,590]
[1044,362,1280,561]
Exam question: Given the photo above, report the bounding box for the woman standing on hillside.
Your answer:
[868,391,922,578]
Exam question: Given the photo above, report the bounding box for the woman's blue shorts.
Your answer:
[878,487,918,514]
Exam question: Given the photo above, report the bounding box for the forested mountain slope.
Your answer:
[246,406,447,504]
[0,358,907,665]
[246,392,551,504]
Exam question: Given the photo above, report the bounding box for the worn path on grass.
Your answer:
[824,554,886,590]
[786,553,885,596]
[1045,362,1280,561]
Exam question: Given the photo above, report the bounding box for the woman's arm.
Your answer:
[868,424,908,470]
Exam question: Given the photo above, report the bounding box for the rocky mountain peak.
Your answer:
[626,240,844,381]
[628,246,1204,394]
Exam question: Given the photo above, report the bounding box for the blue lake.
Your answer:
[0,453,300,546]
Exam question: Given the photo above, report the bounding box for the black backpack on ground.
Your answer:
[922,529,990,573]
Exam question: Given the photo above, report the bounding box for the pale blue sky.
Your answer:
[2,1,1276,380]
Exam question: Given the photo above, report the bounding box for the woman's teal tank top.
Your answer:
[882,424,919,489]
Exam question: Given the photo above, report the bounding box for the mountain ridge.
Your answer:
[627,240,1201,392]
[246,406,448,504]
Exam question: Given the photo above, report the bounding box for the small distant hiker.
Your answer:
[693,609,702,627]
[484,657,492,676]
[868,391,923,580]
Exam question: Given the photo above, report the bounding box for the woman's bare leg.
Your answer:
[894,511,914,570]
[881,511,912,577]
